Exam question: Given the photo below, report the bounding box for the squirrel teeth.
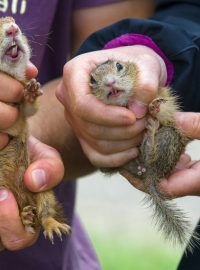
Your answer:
[11,45,18,57]
[5,41,19,58]
[107,89,124,99]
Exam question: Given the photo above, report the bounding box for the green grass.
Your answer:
[87,229,183,270]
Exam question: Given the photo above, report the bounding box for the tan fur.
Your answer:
[90,60,198,251]
[0,17,70,248]
[90,60,138,106]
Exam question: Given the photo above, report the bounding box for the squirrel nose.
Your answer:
[6,25,19,38]
[105,81,115,87]
[104,76,116,87]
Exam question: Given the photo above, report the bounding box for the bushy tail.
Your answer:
[144,176,199,253]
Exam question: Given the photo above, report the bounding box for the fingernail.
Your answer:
[0,189,9,201]
[128,100,147,119]
[32,169,47,190]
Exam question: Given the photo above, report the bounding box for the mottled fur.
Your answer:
[90,60,198,251]
[0,17,70,249]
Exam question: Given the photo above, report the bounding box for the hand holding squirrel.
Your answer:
[0,17,67,251]
[56,45,167,168]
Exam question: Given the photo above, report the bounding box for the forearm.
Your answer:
[72,0,155,53]
[28,79,95,179]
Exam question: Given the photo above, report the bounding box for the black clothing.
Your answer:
[77,1,200,112]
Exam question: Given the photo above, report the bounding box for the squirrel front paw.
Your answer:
[149,97,166,116]
[24,78,43,103]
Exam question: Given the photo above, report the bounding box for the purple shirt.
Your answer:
[0,1,120,269]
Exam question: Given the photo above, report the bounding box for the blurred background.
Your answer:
[76,140,200,270]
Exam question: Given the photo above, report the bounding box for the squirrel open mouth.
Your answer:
[4,41,23,62]
[107,88,124,99]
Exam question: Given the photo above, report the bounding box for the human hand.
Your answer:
[56,45,167,168]
[0,136,64,251]
[0,62,37,149]
[121,112,200,198]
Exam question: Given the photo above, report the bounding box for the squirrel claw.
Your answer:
[24,78,43,103]
[42,217,71,244]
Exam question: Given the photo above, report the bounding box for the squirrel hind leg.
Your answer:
[21,205,38,234]
[35,190,71,243]
[42,217,71,244]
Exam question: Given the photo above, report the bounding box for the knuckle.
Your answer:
[63,60,75,78]
[82,145,103,167]
[63,62,70,76]
[94,140,111,155]
[1,106,19,129]
[141,83,157,101]
[86,124,102,139]
[72,98,87,119]
[86,152,100,167]
[3,237,34,251]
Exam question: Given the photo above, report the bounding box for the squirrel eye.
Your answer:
[90,75,97,85]
[116,62,123,72]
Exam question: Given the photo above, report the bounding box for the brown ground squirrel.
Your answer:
[0,17,70,249]
[90,60,198,251]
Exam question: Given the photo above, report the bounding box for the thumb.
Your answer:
[0,188,37,250]
[24,136,65,192]
[176,112,200,139]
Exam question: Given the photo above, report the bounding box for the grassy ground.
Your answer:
[86,228,183,270]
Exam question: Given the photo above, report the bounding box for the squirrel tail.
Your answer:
[144,175,199,253]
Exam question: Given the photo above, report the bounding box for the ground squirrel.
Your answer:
[0,17,70,249]
[90,60,198,251]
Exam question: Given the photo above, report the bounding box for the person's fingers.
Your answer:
[0,62,37,103]
[0,102,19,129]
[0,73,24,103]
[0,133,9,149]
[78,117,146,141]
[159,158,200,198]
[57,82,136,127]
[24,136,64,192]
[176,112,200,139]
[26,62,38,79]
[0,188,38,251]
[84,135,142,155]
[79,138,139,168]
[173,153,192,171]
[126,46,167,118]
